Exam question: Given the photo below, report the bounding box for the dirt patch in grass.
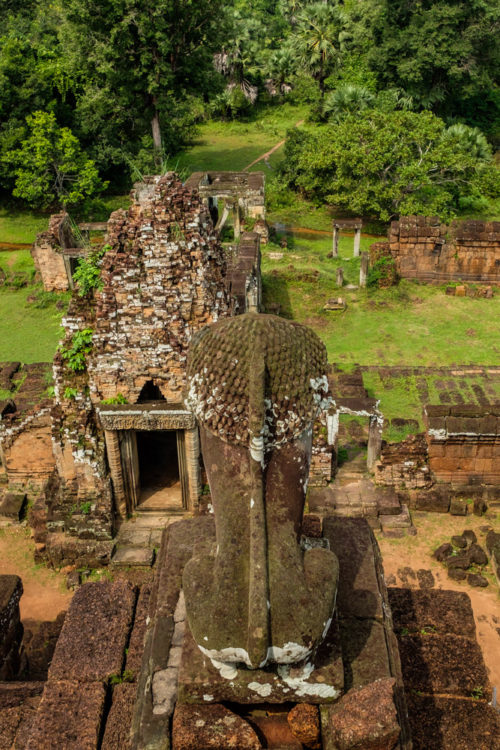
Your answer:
[0,525,72,621]
[376,512,500,689]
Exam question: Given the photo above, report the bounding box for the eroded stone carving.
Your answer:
[183,313,338,669]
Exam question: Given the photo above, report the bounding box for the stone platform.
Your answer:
[131,516,411,749]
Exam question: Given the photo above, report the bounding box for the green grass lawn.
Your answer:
[0,208,49,245]
[0,284,66,363]
[173,104,308,175]
[261,232,500,368]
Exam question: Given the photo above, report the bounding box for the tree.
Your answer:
[323,85,375,121]
[291,3,341,97]
[10,111,106,209]
[61,0,230,166]
[369,0,500,140]
[280,110,500,220]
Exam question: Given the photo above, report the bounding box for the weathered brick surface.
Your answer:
[49,580,135,683]
[101,682,136,750]
[374,434,431,489]
[0,576,23,681]
[424,404,500,484]
[90,174,231,404]
[26,680,106,750]
[372,215,500,284]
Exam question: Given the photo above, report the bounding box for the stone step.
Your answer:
[380,504,411,529]
[111,546,155,568]
[331,506,365,518]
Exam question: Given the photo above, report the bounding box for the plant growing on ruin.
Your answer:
[73,244,111,297]
[60,328,94,373]
[101,394,128,405]
[63,386,78,400]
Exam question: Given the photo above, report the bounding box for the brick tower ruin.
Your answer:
[32,174,233,567]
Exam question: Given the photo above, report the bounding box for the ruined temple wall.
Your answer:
[88,175,232,404]
[373,434,431,489]
[30,214,76,292]
[30,236,68,291]
[424,404,500,484]
[0,410,55,494]
[371,216,500,284]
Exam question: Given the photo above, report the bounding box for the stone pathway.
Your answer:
[111,511,187,568]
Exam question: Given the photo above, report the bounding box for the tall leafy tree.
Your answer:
[291,3,341,97]
[369,0,500,139]
[281,110,500,220]
[61,0,230,166]
[10,111,106,209]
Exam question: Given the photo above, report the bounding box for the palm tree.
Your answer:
[323,84,374,120]
[291,3,340,98]
[444,124,491,161]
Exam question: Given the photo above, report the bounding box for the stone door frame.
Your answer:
[98,404,200,519]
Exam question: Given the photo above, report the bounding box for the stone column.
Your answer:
[332,223,339,258]
[104,429,127,519]
[367,416,383,470]
[336,267,344,287]
[184,427,201,511]
[233,203,241,239]
[353,227,361,257]
[360,252,369,287]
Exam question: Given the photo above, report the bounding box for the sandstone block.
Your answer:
[327,678,399,750]
[26,680,106,750]
[287,704,321,749]
[172,704,261,750]
[49,580,135,683]
[450,498,468,516]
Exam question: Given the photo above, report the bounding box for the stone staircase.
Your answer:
[308,448,414,537]
[110,510,185,568]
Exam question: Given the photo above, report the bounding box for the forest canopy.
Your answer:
[0,0,498,218]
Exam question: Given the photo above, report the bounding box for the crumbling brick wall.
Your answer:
[374,434,431,489]
[89,174,232,403]
[371,216,500,284]
[424,404,500,485]
[40,174,232,566]
[30,214,77,292]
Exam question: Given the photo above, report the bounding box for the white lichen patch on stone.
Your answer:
[199,644,252,673]
[203,694,214,702]
[277,663,340,699]
[248,682,273,698]
[263,642,312,666]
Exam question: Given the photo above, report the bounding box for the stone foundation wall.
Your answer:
[373,434,431,490]
[424,404,500,484]
[0,575,23,681]
[371,215,500,284]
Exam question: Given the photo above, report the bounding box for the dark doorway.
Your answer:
[136,430,182,510]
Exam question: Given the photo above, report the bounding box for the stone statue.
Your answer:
[184,313,338,670]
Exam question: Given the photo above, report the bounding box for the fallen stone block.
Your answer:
[49,579,135,683]
[172,703,262,750]
[26,680,106,750]
[0,493,26,521]
[450,498,467,515]
[326,677,400,750]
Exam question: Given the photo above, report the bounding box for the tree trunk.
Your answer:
[151,104,162,168]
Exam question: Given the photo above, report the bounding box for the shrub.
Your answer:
[60,328,94,372]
